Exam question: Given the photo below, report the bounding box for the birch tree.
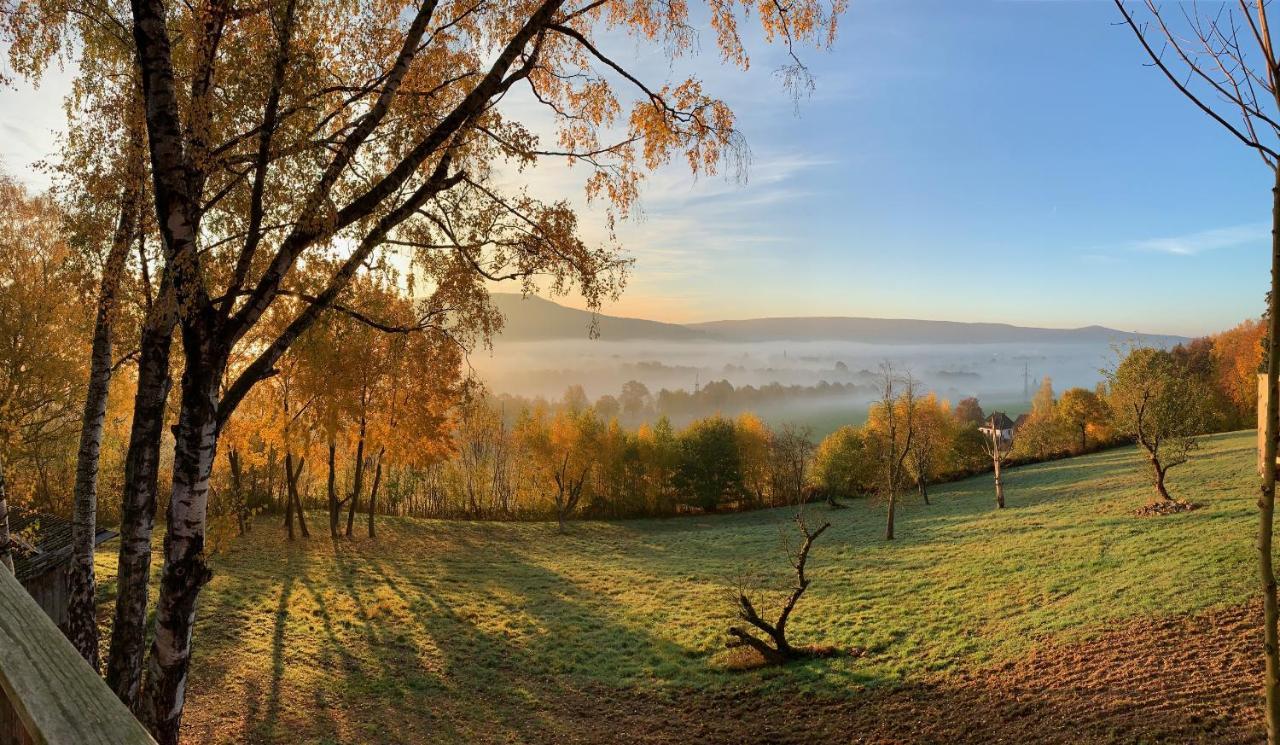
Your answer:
[59,79,151,668]
[10,0,846,737]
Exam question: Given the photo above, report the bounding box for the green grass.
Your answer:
[96,430,1261,743]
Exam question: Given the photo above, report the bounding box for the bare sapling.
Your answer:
[726,512,831,665]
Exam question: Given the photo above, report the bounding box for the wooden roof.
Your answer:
[984,412,1015,430]
[8,509,117,582]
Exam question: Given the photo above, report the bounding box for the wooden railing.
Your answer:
[0,567,154,745]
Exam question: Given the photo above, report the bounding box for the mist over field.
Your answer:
[471,295,1184,435]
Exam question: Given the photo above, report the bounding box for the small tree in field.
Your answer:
[906,393,950,505]
[520,406,599,532]
[1107,347,1214,503]
[726,512,830,665]
[865,363,916,540]
[979,413,1015,509]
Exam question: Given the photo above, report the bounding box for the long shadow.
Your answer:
[350,522,884,743]
[239,544,305,743]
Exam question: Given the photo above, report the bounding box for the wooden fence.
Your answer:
[0,567,154,744]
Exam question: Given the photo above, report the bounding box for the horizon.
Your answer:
[500,291,1199,337]
[2,0,1270,337]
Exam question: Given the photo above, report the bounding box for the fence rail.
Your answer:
[0,567,154,745]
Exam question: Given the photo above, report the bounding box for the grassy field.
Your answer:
[756,398,1032,439]
[96,430,1261,743]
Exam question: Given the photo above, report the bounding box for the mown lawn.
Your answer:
[96,430,1261,743]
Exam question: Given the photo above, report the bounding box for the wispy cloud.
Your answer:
[1079,253,1122,265]
[1131,223,1267,256]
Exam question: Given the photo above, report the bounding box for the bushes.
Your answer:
[674,417,744,511]
[812,426,873,500]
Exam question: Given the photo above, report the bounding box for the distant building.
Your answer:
[8,509,116,627]
[979,412,1016,443]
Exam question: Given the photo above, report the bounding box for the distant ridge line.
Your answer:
[489,293,1188,344]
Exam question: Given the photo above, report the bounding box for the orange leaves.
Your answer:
[627,79,741,181]
[514,0,841,224]
[0,171,91,503]
[1208,318,1265,420]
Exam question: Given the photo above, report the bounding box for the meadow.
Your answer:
[96,430,1261,743]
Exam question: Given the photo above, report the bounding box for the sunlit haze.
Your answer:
[3,1,1268,336]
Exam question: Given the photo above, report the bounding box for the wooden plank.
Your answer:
[0,689,35,745]
[0,568,154,745]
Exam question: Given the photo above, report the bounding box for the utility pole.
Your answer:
[1022,361,1030,401]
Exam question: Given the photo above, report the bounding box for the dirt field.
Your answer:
[540,602,1264,744]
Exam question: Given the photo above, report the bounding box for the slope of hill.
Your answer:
[490,293,707,341]
[489,293,1186,344]
[688,316,1183,344]
[120,431,1260,744]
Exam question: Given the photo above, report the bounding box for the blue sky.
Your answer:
[552,0,1272,335]
[1,1,1270,335]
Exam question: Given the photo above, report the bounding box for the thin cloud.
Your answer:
[1132,223,1267,256]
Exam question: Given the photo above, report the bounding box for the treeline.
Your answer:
[0,169,1261,533]
[489,378,872,430]
[6,197,1265,531]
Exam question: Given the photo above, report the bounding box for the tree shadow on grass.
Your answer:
[219,523,688,743]
[342,525,884,743]
[239,548,304,744]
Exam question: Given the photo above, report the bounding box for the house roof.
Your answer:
[983,412,1015,430]
[8,509,117,582]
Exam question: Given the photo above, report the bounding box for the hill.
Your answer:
[687,316,1184,344]
[104,431,1261,743]
[489,293,1185,344]
[490,293,707,341]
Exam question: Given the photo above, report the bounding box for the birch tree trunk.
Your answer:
[140,360,219,745]
[68,183,138,667]
[284,453,309,539]
[283,460,294,540]
[292,456,310,538]
[1259,166,1280,744]
[105,285,176,709]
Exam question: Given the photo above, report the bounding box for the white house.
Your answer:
[979,412,1016,443]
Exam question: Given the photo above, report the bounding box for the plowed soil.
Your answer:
[546,602,1264,744]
